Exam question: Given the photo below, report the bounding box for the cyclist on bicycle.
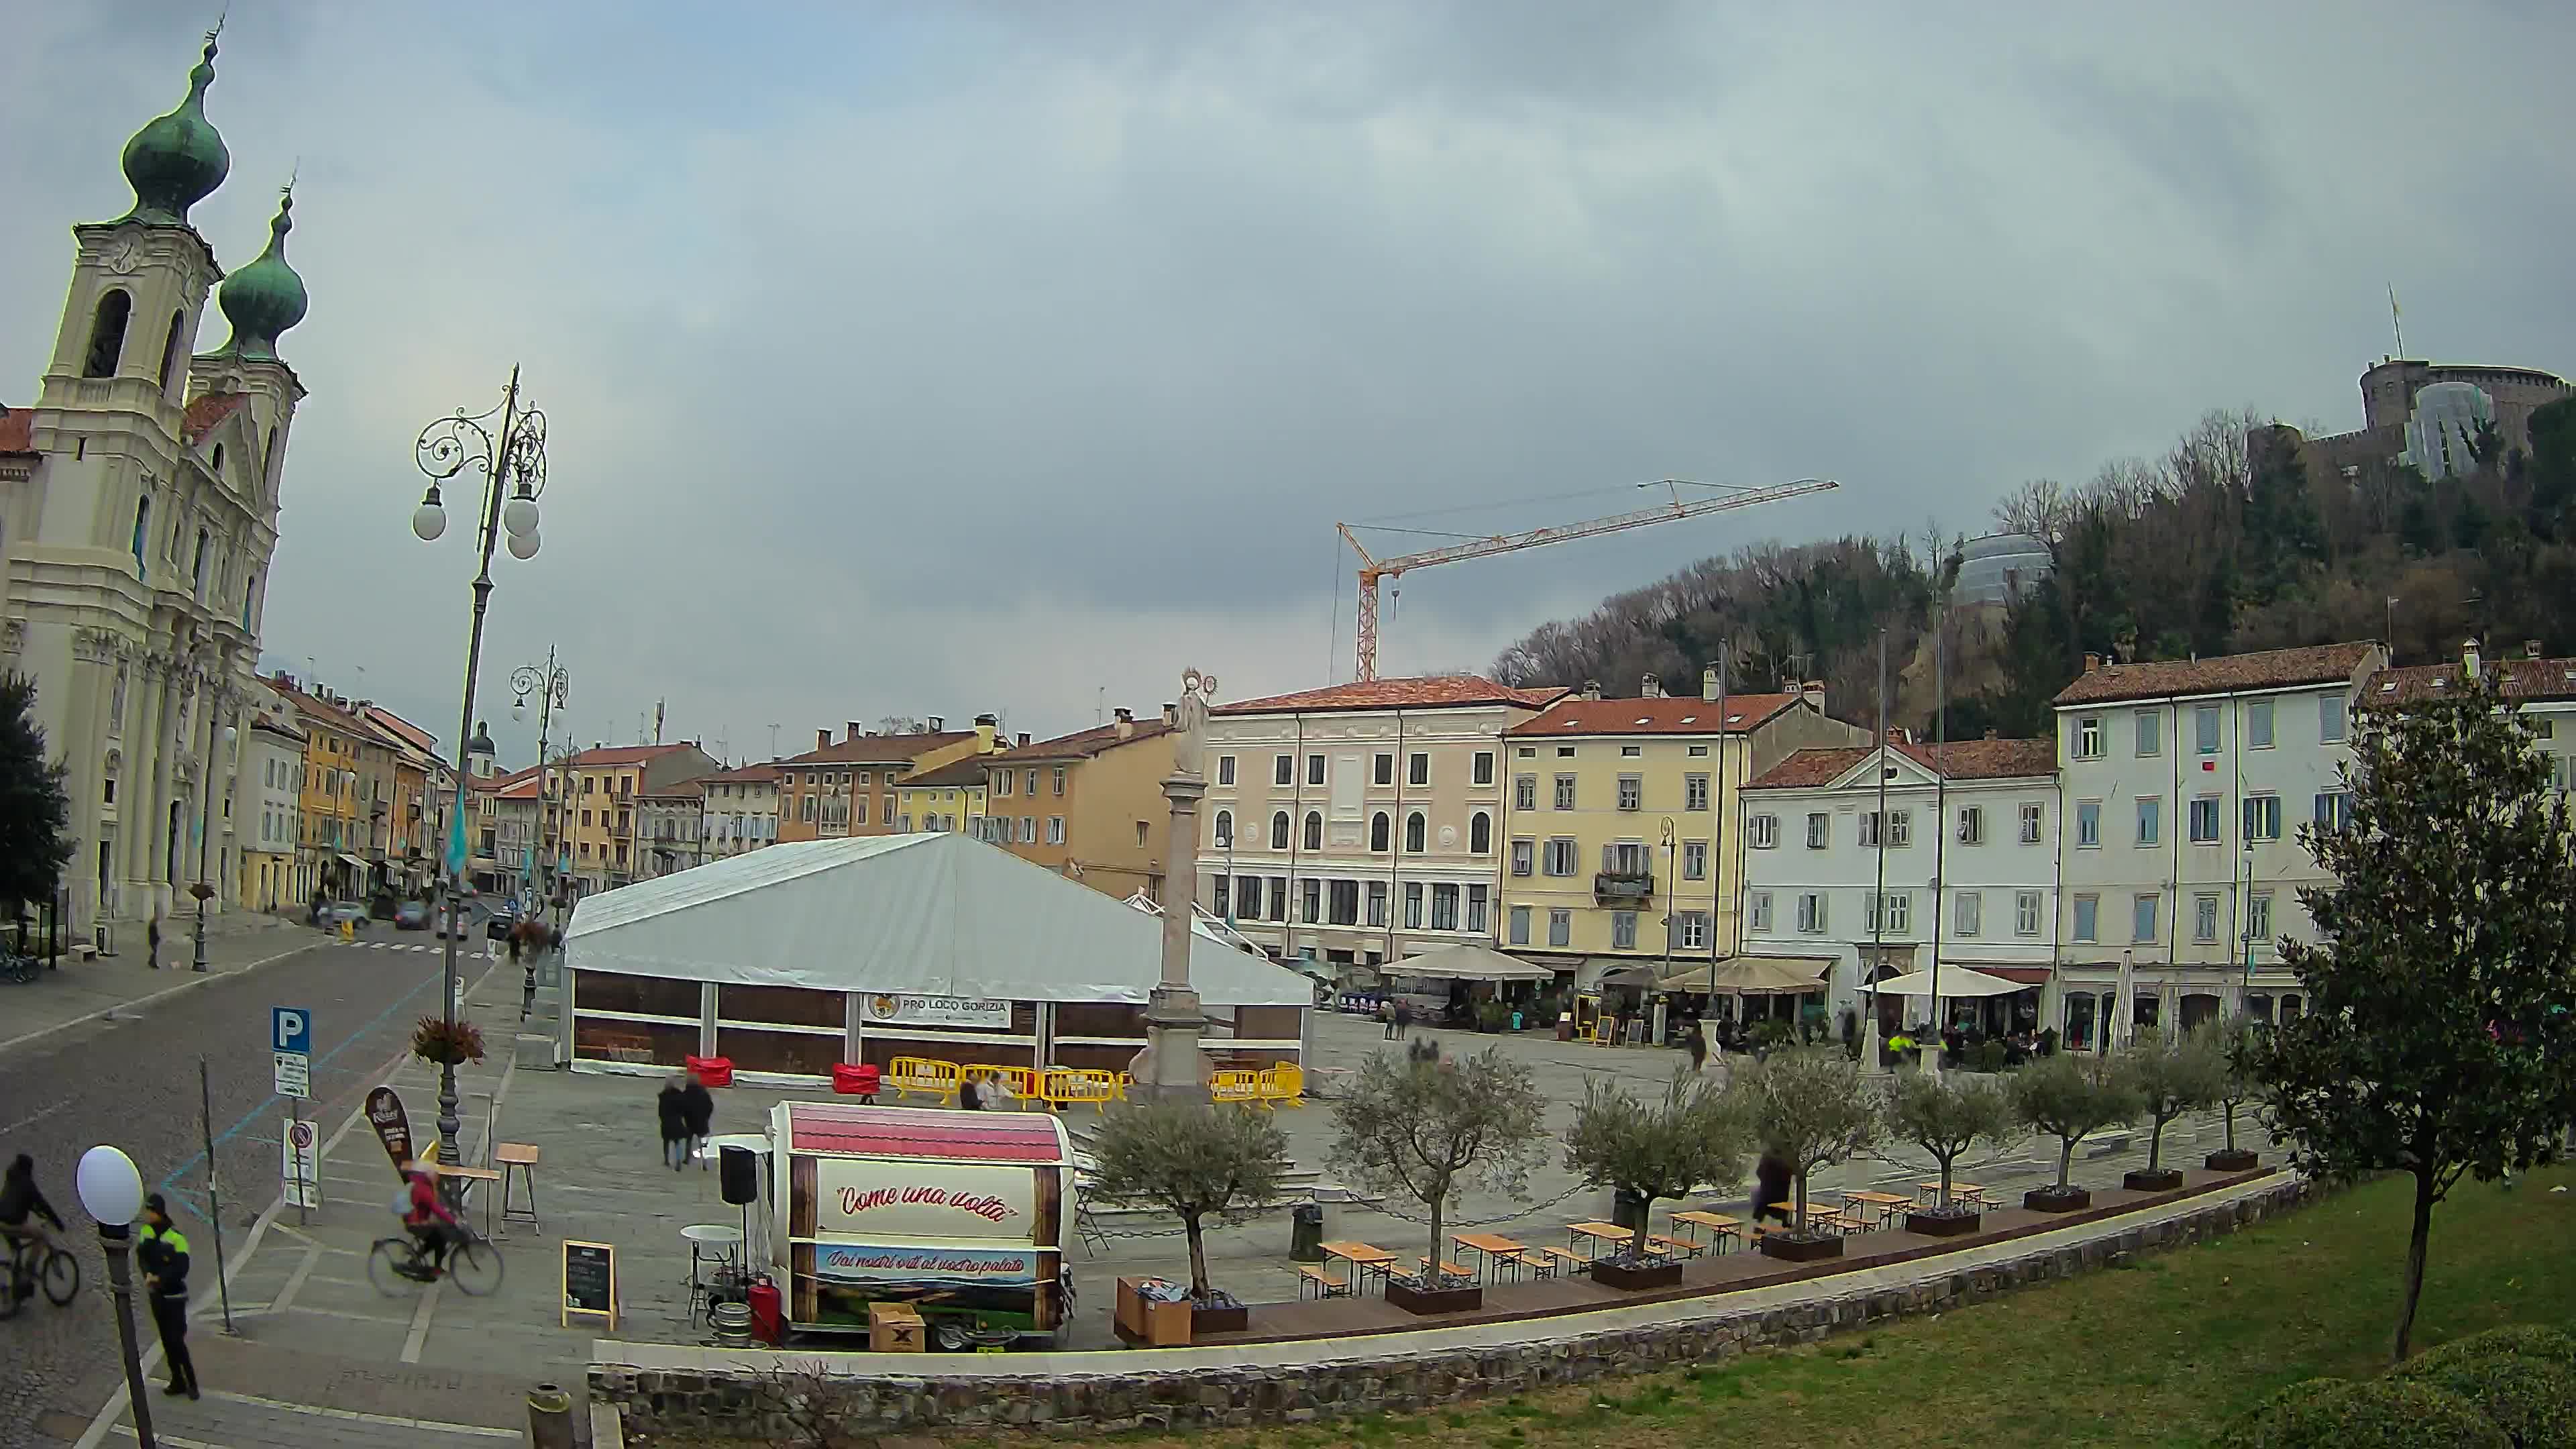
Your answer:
[1,1154,64,1256]
[400,1164,462,1276]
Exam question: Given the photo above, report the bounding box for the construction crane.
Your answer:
[1336,476,1839,682]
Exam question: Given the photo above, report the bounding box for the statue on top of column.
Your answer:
[1170,668,1218,780]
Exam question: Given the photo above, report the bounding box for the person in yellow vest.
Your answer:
[137,1194,199,1399]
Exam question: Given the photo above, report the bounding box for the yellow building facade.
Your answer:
[894,754,988,835]
[984,710,1176,900]
[1499,675,1863,985]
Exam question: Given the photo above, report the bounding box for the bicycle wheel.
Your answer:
[445,1238,502,1297]
[38,1248,78,1306]
[366,1238,415,1295]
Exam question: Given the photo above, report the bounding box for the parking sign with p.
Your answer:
[272,1006,313,1099]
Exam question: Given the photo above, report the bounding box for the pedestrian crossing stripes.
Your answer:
[354,941,498,957]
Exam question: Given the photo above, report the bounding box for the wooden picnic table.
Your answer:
[1668,1210,1742,1248]
[1450,1232,1532,1280]
[1842,1189,1912,1226]
[1919,1181,1989,1206]
[1567,1222,1631,1258]
[1319,1240,1398,1293]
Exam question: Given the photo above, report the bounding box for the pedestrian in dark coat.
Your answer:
[679,1074,715,1165]
[1685,1021,1709,1075]
[657,1076,690,1170]
[1751,1151,1794,1227]
[137,1194,198,1399]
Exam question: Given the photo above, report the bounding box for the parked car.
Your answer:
[393,900,430,930]
[486,902,520,941]
[319,901,370,932]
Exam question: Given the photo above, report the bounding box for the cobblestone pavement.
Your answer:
[0,931,505,1448]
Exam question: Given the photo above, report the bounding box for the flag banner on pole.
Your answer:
[445,786,468,878]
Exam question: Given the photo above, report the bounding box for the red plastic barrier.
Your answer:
[686,1054,734,1087]
[832,1062,880,1097]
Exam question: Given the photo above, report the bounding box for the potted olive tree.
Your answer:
[1086,1100,1289,1337]
[2123,1026,2228,1192]
[1882,1067,2017,1236]
[1731,1049,1880,1262]
[1329,1046,1547,1314]
[2205,1022,2265,1172]
[1562,1067,1750,1289]
[2010,1050,2140,1212]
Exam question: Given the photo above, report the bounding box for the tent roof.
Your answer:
[564,833,1312,1007]
[1384,943,1554,982]
[1865,965,2026,998]
[1656,956,1832,996]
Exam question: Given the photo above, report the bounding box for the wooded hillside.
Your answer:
[1491,396,2576,739]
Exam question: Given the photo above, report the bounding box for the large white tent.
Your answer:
[564,833,1312,1007]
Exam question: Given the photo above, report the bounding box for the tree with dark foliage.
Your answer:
[2253,665,2576,1362]
[0,673,72,918]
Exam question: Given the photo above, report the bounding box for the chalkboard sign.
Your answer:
[560,1240,617,1330]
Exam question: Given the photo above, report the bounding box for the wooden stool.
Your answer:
[494,1142,541,1235]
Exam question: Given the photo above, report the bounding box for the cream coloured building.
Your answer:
[1,33,311,941]
[1501,671,1863,989]
[1203,676,1564,972]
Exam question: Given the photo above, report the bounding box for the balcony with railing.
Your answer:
[1594,870,1654,904]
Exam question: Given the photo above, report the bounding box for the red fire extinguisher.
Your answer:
[747,1276,784,1345]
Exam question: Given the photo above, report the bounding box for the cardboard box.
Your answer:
[867,1301,924,1353]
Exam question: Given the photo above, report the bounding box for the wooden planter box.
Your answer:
[2123,1168,2186,1193]
[1384,1277,1483,1316]
[1111,1278,1193,1347]
[1906,1208,1981,1238]
[2204,1149,2260,1172]
[2023,1185,2092,1213]
[1758,1232,1843,1263]
[1590,1257,1684,1291]
[1191,1301,1249,1335]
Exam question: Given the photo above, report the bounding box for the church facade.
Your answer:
[0,30,311,944]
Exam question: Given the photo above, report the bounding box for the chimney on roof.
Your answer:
[1701,665,1719,703]
[2528,639,2545,661]
[1581,679,1602,701]
[2463,637,2481,678]
[1640,672,1664,698]
[1114,707,1134,740]
[816,729,830,751]
[927,716,944,732]
[2084,653,2101,674]
[1016,732,1031,747]
[973,714,998,751]
[1800,680,1825,711]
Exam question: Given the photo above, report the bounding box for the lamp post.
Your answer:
[76,1145,156,1449]
[191,722,238,973]
[512,650,569,914]
[413,368,550,1171]
[1137,668,1218,1104]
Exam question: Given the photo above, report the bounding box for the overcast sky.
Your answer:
[6,1,2571,767]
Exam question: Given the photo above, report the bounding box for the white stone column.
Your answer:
[1136,670,1218,1105]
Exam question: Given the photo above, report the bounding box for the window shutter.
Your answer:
[1601,843,1615,872]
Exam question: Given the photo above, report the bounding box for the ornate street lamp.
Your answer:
[76,1145,156,1449]
[511,650,569,913]
[412,368,549,1169]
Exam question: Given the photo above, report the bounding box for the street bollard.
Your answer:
[526,1382,575,1449]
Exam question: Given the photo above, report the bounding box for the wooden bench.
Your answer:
[1296,1264,1350,1299]
[1646,1234,1703,1260]
[1536,1245,1589,1275]
[1415,1257,1477,1285]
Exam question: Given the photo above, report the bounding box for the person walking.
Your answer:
[1750,1149,1794,1228]
[957,1071,985,1111]
[1379,1000,1397,1039]
[679,1071,715,1167]
[1393,1000,1413,1040]
[1685,1020,1709,1075]
[656,1075,690,1170]
[136,1195,199,1399]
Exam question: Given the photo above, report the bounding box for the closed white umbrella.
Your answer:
[2113,949,2135,1053]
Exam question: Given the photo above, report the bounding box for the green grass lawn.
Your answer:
[964,1163,2576,1449]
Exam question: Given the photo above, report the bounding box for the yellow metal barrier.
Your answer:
[1260,1061,1305,1109]
[1210,1069,1268,1108]
[885,1057,960,1105]
[1040,1068,1117,1114]
[970,1063,1040,1109]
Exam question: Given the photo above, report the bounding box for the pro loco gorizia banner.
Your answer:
[812,1242,1041,1288]
[859,993,1011,1029]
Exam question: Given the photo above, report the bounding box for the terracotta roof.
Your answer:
[564,743,694,767]
[266,677,370,735]
[2369,655,2576,706]
[986,718,1174,763]
[1747,737,2055,790]
[248,716,306,744]
[902,756,992,788]
[358,704,440,761]
[0,407,32,455]
[1505,693,1802,737]
[493,774,541,801]
[637,778,706,800]
[775,731,975,767]
[181,392,250,443]
[698,762,782,784]
[2051,643,2380,707]
[1216,676,1566,716]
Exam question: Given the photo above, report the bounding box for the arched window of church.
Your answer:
[1303,810,1322,851]
[242,570,257,631]
[193,528,210,599]
[84,290,131,378]
[129,496,150,577]
[210,443,225,478]
[156,311,186,394]
[263,425,278,490]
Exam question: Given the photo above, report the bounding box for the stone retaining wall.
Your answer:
[594,1178,2309,1440]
